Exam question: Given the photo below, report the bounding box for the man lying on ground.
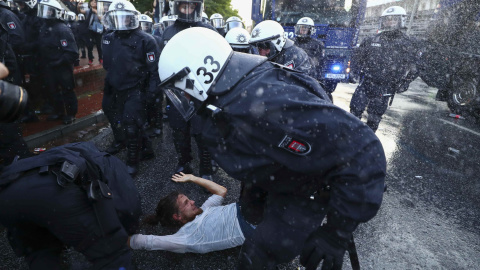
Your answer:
[128,173,255,253]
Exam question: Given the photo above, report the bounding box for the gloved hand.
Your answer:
[300,225,351,270]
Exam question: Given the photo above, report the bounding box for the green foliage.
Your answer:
[130,0,240,18]
[132,0,153,14]
[204,0,240,19]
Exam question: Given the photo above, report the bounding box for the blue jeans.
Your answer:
[236,203,256,240]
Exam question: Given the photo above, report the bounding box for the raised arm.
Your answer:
[172,173,227,197]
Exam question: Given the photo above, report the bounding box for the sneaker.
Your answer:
[99,59,103,64]
[88,60,93,65]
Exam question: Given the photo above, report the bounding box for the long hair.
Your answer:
[143,191,183,228]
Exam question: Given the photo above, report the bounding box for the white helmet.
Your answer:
[249,20,287,60]
[97,0,113,17]
[104,0,140,31]
[63,10,76,21]
[202,11,209,24]
[172,0,203,23]
[160,14,177,29]
[78,13,85,21]
[225,27,250,52]
[138,14,153,33]
[295,17,315,38]
[225,16,244,32]
[13,0,37,10]
[379,6,407,31]
[210,13,224,28]
[158,27,266,121]
[37,0,64,20]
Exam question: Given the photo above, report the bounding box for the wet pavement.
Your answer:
[1,78,479,269]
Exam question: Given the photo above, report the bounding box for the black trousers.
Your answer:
[349,80,391,132]
[238,193,327,269]
[42,66,77,116]
[0,172,132,270]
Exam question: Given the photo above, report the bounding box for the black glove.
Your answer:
[300,212,358,270]
[300,225,351,270]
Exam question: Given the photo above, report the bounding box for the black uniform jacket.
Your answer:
[102,28,160,93]
[353,30,419,86]
[201,60,387,224]
[272,39,314,77]
[38,20,78,68]
[294,36,324,80]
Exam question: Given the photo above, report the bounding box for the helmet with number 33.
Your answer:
[158,27,266,121]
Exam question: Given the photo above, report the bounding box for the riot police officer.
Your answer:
[102,0,159,176]
[209,13,225,36]
[0,141,142,270]
[14,0,47,116]
[139,14,163,138]
[225,16,244,33]
[249,20,314,76]
[224,27,255,54]
[159,27,386,270]
[0,0,25,53]
[37,0,78,125]
[159,0,216,179]
[349,6,419,132]
[293,17,329,100]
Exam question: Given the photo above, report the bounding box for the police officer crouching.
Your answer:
[102,0,159,176]
[37,0,79,125]
[159,28,387,270]
[349,6,419,132]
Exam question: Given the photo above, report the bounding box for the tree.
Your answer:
[204,0,240,19]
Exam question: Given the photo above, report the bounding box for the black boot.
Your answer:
[140,138,155,161]
[153,98,163,136]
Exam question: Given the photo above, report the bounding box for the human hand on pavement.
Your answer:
[171,172,196,183]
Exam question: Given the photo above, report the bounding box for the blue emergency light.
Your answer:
[331,64,342,72]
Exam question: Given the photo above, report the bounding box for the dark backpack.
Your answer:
[0,141,142,234]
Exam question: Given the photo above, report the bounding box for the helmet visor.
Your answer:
[252,40,278,59]
[295,25,312,37]
[163,87,199,122]
[226,21,243,32]
[174,1,202,22]
[37,4,61,19]
[380,15,402,31]
[96,1,111,16]
[140,22,153,33]
[211,18,224,28]
[105,10,139,30]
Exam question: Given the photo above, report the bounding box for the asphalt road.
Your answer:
[1,78,479,269]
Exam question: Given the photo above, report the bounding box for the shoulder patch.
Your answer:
[7,22,16,30]
[146,52,155,62]
[371,43,381,47]
[278,135,312,156]
[103,39,110,44]
[60,39,68,47]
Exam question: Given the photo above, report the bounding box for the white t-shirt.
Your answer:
[130,195,245,254]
